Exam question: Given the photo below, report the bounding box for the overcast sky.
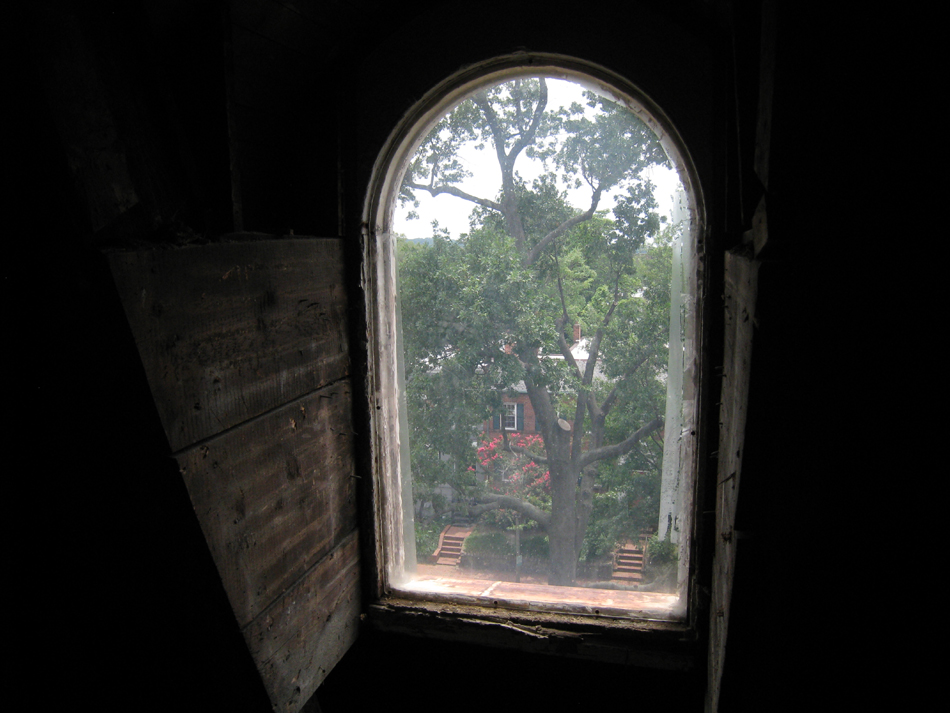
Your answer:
[393,78,685,241]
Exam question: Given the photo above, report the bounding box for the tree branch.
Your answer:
[472,493,551,528]
[577,266,620,389]
[570,389,587,463]
[553,244,585,383]
[524,186,604,266]
[549,260,593,464]
[576,417,664,470]
[507,79,548,165]
[472,91,512,175]
[501,441,548,464]
[600,349,655,418]
[515,348,557,440]
[555,321,584,383]
[403,181,501,212]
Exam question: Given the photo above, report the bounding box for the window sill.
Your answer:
[363,581,698,670]
[396,572,682,620]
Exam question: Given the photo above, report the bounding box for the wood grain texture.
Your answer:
[109,238,359,712]
[367,598,693,670]
[244,530,361,712]
[707,248,759,712]
[176,383,357,628]
[107,239,349,452]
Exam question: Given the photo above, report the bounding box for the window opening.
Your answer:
[367,59,701,622]
[503,403,518,431]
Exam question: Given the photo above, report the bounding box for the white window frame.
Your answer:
[361,53,708,654]
[503,403,517,431]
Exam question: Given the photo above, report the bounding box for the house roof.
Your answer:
[508,338,606,394]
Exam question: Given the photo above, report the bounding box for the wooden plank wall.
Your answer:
[108,238,359,712]
[706,246,759,712]
[109,239,349,451]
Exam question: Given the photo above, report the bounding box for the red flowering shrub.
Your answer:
[475,433,551,528]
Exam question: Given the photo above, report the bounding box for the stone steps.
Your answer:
[611,530,653,584]
[431,528,471,566]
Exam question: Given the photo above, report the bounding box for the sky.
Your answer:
[393,78,686,242]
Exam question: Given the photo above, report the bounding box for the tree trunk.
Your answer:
[574,467,597,562]
[547,461,578,586]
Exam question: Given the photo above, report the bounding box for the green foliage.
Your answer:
[396,75,679,582]
[414,520,445,562]
[555,93,668,193]
[578,465,661,561]
[462,531,514,558]
[646,533,678,566]
[519,534,550,560]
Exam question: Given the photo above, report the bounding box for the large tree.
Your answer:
[398,77,675,585]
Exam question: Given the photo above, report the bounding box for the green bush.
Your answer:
[462,531,514,558]
[646,534,678,566]
[519,534,549,559]
[415,520,445,562]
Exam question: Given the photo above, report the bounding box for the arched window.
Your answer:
[364,54,704,622]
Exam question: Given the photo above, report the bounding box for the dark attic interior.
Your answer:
[13,2,891,711]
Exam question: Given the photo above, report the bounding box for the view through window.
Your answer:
[381,71,698,620]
